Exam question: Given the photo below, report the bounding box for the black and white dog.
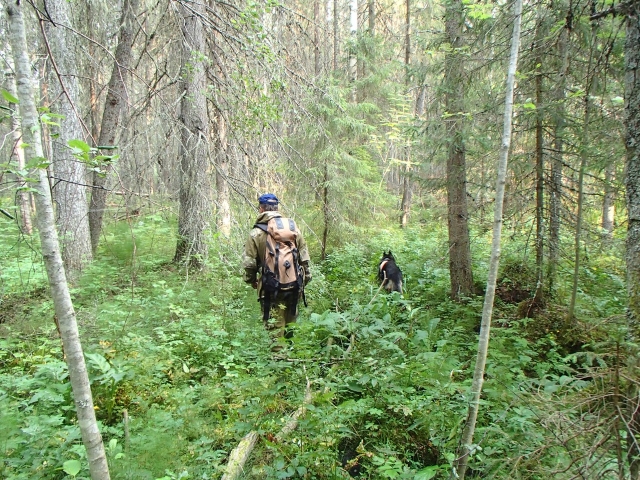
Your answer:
[378,251,403,294]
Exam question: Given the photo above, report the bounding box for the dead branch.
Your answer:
[220,431,259,480]
[221,371,313,479]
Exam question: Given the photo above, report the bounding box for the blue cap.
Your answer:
[258,193,279,205]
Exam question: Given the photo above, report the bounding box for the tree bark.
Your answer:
[221,431,259,480]
[548,17,570,294]
[534,34,544,303]
[43,0,93,279]
[453,0,523,477]
[314,0,321,77]
[7,3,110,479]
[215,114,231,237]
[624,3,640,477]
[400,0,412,228]
[321,160,329,260]
[568,25,595,321]
[602,161,615,239]
[333,0,339,71]
[349,0,357,88]
[173,0,212,268]
[4,60,33,234]
[444,0,474,300]
[88,0,138,254]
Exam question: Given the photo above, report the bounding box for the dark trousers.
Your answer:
[261,289,299,340]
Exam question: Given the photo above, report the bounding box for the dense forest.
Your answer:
[1,0,639,478]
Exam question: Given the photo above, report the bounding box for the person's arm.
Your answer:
[296,231,312,284]
[242,230,260,286]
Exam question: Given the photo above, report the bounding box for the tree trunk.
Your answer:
[453,1,522,477]
[400,0,411,228]
[368,0,375,33]
[4,61,33,234]
[349,0,357,87]
[88,0,138,254]
[322,161,329,260]
[333,0,339,71]
[444,0,474,300]
[44,0,93,279]
[548,19,570,294]
[215,114,231,237]
[173,1,212,268]
[314,0,321,77]
[624,3,640,477]
[7,3,110,479]
[534,19,544,304]
[568,27,595,320]
[602,160,615,239]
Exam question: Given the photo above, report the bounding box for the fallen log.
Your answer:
[276,377,312,442]
[221,371,313,479]
[220,431,259,480]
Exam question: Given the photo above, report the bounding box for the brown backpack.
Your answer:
[255,217,303,296]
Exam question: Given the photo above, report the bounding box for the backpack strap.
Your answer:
[253,223,268,232]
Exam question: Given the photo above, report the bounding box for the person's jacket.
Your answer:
[242,211,311,291]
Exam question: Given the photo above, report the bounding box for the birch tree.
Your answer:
[3,57,33,234]
[6,2,110,478]
[453,0,523,477]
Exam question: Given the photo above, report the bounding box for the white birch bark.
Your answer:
[3,59,33,234]
[452,0,523,477]
[6,3,110,479]
[44,0,93,278]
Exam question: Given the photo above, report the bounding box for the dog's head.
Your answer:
[380,250,395,263]
[379,251,396,274]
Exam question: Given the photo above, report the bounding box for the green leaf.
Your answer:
[1,89,19,104]
[68,139,91,153]
[346,382,363,392]
[63,459,81,477]
[86,353,111,374]
[415,465,440,480]
[25,156,50,169]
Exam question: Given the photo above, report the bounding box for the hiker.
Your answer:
[242,193,311,345]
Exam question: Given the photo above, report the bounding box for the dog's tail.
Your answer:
[386,279,402,294]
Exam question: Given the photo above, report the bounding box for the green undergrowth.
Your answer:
[0,217,631,479]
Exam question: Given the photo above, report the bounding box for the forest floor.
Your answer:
[0,219,630,479]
